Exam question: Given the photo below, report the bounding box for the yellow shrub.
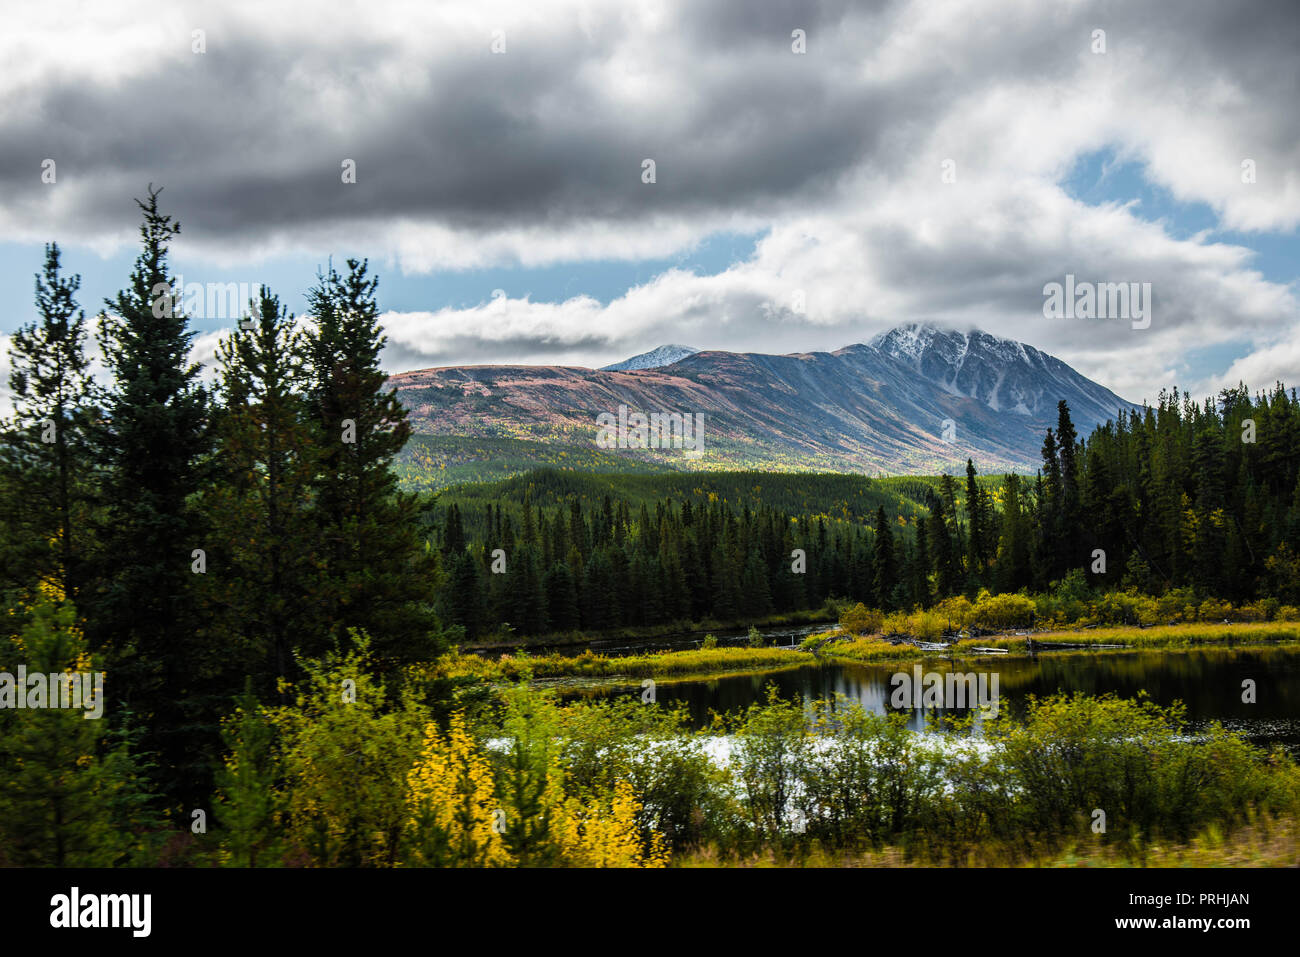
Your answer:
[555,779,668,868]
[970,591,1036,630]
[405,712,513,867]
[933,595,975,630]
[839,602,883,635]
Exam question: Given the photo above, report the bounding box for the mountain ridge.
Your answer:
[390,324,1137,486]
[600,343,700,371]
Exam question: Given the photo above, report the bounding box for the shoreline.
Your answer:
[440,621,1300,685]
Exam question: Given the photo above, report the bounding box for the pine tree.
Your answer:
[88,187,214,804]
[996,473,1031,592]
[0,592,116,865]
[1036,429,1063,585]
[872,506,898,609]
[0,244,97,600]
[910,517,932,607]
[205,288,322,685]
[927,493,959,597]
[964,459,987,582]
[214,683,284,867]
[543,563,580,632]
[305,259,441,664]
[1056,401,1084,573]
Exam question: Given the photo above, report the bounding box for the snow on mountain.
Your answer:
[867,323,1126,425]
[391,324,1138,475]
[600,344,700,371]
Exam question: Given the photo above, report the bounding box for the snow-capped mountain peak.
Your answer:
[601,344,700,371]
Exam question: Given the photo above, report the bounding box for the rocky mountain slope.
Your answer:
[390,323,1137,482]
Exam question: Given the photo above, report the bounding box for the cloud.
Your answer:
[1,0,1297,402]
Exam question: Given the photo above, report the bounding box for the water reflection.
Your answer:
[563,646,1300,752]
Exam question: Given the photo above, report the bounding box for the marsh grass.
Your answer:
[435,645,814,682]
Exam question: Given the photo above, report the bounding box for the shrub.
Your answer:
[798,698,945,848]
[970,590,1036,631]
[838,602,883,636]
[726,686,811,847]
[970,693,1300,848]
[837,605,889,634]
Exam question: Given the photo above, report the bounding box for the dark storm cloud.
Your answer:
[1,0,1296,256]
[0,1,900,248]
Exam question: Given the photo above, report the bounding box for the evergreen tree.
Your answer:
[1056,400,1084,572]
[305,259,441,664]
[0,244,97,600]
[996,473,1031,592]
[909,518,932,607]
[206,288,321,685]
[927,493,959,597]
[965,459,988,582]
[1036,429,1063,585]
[0,593,116,865]
[872,506,898,609]
[543,562,580,632]
[88,187,213,804]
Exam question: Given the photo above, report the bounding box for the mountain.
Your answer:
[389,323,1137,490]
[600,344,700,371]
[866,323,1125,425]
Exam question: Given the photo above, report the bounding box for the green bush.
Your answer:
[838,602,883,636]
[970,590,1036,631]
[726,687,811,847]
[798,698,945,848]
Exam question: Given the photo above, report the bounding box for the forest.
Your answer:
[2,189,1299,866]
[433,385,1300,640]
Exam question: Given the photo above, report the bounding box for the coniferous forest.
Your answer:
[432,382,1300,640]
[3,192,1300,872]
[8,4,1300,944]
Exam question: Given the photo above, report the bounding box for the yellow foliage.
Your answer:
[402,713,669,868]
[554,779,669,868]
[405,712,512,867]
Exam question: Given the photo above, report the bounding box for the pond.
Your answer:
[562,645,1300,753]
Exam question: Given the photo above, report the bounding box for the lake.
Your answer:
[562,645,1300,752]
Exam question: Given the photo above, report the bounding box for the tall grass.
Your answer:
[437,645,814,682]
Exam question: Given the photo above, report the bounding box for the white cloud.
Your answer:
[1,0,1297,404]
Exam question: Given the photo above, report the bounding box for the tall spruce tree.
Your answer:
[872,506,898,609]
[305,258,441,664]
[90,187,213,804]
[1056,400,1084,573]
[1036,429,1063,585]
[964,459,988,582]
[205,288,322,686]
[0,244,97,599]
[996,473,1031,592]
[926,492,959,597]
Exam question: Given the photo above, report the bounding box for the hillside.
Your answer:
[391,323,1136,491]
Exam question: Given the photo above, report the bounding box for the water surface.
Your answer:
[564,645,1300,752]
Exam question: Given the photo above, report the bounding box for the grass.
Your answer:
[461,607,835,653]
[1034,620,1300,648]
[818,620,1300,665]
[434,620,1300,686]
[817,635,946,663]
[675,813,1300,868]
[437,645,815,682]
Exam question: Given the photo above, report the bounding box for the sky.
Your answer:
[0,0,1297,408]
